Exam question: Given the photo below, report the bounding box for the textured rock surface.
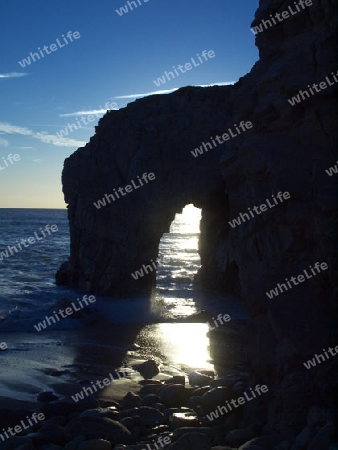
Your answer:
[57,85,231,296]
[57,0,337,432]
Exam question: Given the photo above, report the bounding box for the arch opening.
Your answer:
[149,203,248,374]
[155,204,202,318]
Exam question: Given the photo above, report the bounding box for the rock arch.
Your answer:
[57,0,336,430]
[56,86,234,296]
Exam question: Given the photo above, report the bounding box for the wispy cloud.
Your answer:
[0,72,29,79]
[197,81,235,87]
[114,82,235,99]
[59,109,115,118]
[0,123,85,148]
[115,88,179,99]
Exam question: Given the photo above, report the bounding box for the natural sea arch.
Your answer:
[55,3,336,429]
[56,86,234,297]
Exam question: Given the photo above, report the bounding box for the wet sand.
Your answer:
[0,320,221,410]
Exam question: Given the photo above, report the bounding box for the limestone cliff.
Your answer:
[57,85,234,296]
[57,0,337,432]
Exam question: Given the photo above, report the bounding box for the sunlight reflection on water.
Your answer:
[136,323,214,370]
[154,204,203,318]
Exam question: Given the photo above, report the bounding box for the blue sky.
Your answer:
[0,0,259,208]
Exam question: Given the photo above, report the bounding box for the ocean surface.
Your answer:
[0,206,247,404]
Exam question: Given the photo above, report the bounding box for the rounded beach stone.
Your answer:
[188,371,213,387]
[64,416,132,446]
[159,384,186,407]
[140,394,162,406]
[120,392,141,409]
[133,360,159,378]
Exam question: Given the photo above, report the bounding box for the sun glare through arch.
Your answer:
[155,203,202,312]
[149,204,215,369]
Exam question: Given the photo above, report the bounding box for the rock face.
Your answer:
[57,0,336,431]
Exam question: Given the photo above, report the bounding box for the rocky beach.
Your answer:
[0,317,336,449]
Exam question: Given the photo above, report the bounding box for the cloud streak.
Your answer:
[197,81,236,87]
[115,88,179,99]
[59,108,117,117]
[0,72,29,79]
[59,102,119,118]
[0,122,85,148]
[114,82,235,99]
